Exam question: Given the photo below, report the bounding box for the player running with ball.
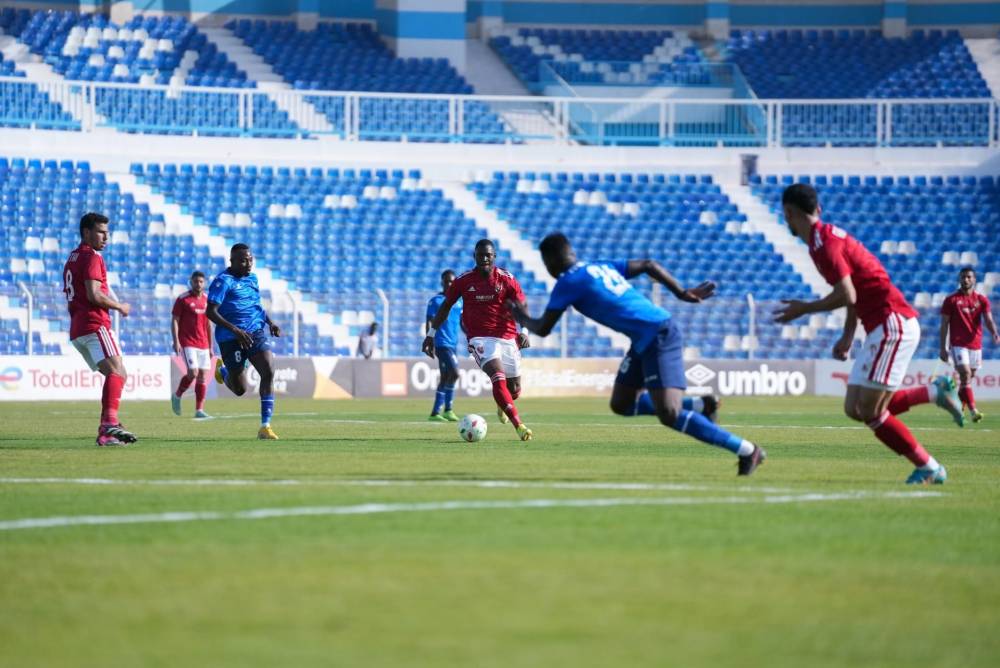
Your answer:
[510,233,766,475]
[423,239,533,441]
[775,184,963,484]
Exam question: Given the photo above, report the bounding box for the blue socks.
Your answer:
[633,393,702,416]
[432,390,446,415]
[443,385,455,410]
[260,394,274,427]
[672,409,744,454]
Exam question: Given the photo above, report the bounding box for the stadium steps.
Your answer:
[441,180,630,353]
[0,29,107,128]
[966,37,1000,98]
[199,26,332,134]
[0,294,73,354]
[105,171,352,350]
[717,180,826,297]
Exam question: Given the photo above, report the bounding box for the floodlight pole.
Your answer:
[17,281,32,356]
[746,292,756,360]
[375,288,389,358]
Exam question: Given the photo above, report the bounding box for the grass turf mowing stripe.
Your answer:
[0,491,945,531]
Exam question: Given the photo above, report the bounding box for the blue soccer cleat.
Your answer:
[905,465,947,485]
[933,376,964,428]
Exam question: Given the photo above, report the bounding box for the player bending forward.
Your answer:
[423,239,533,441]
[171,270,213,419]
[63,212,137,446]
[775,184,963,485]
[426,269,464,422]
[510,233,766,475]
[940,266,999,423]
[207,244,282,440]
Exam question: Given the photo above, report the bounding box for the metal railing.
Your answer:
[0,76,996,148]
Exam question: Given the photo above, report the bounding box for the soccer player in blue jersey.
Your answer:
[206,243,282,440]
[509,233,766,475]
[426,269,464,422]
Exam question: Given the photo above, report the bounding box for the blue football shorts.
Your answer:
[218,327,272,377]
[615,319,686,390]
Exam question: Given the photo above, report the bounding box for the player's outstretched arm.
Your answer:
[939,313,951,362]
[508,300,562,337]
[85,279,129,316]
[422,302,454,357]
[774,276,855,323]
[627,259,715,303]
[206,302,253,348]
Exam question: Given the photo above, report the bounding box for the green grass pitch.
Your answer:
[1,395,998,667]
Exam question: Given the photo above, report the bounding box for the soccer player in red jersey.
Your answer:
[939,266,999,423]
[62,212,136,446]
[171,270,213,419]
[774,184,964,484]
[422,239,533,441]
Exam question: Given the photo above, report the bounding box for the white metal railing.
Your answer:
[1,76,997,148]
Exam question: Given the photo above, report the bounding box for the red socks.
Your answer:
[866,411,930,467]
[175,376,193,398]
[195,380,207,411]
[101,373,125,426]
[491,372,522,427]
[887,386,930,415]
[959,385,976,411]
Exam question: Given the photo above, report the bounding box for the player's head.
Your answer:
[229,243,253,277]
[189,270,206,294]
[370,322,379,333]
[440,269,455,293]
[959,266,976,292]
[538,232,576,279]
[474,239,496,273]
[79,212,110,250]
[781,184,821,237]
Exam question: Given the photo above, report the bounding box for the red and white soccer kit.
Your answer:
[809,221,919,390]
[443,267,525,377]
[63,243,121,370]
[941,291,991,370]
[172,291,212,370]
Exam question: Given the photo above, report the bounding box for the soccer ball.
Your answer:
[458,414,488,442]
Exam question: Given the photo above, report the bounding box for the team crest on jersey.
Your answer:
[467,286,476,292]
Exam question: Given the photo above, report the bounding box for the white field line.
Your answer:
[0,491,945,532]
[0,477,794,494]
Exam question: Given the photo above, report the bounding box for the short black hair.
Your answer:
[539,232,572,258]
[230,243,250,255]
[782,184,819,215]
[79,212,108,236]
[474,238,495,252]
[441,269,455,279]
[959,266,976,276]
[191,270,206,280]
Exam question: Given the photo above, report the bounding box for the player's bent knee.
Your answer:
[657,408,679,428]
[609,397,633,416]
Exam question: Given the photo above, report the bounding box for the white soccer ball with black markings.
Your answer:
[458,414,488,443]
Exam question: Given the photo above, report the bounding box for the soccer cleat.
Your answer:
[100,423,137,444]
[428,413,449,422]
[441,409,459,422]
[171,394,182,416]
[905,465,947,485]
[932,376,964,428]
[95,433,125,447]
[970,409,984,423]
[257,425,279,440]
[497,406,510,424]
[194,410,213,420]
[214,358,226,385]
[516,424,533,441]
[737,444,766,476]
[701,394,721,423]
